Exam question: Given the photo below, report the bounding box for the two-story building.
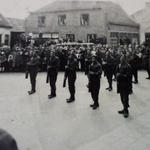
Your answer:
[25,0,140,46]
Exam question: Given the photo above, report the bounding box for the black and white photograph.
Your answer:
[0,0,150,149]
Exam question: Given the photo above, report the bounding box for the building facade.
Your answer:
[0,13,12,46]
[25,1,140,46]
[132,2,150,44]
[7,18,25,47]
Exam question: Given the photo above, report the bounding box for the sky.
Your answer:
[0,0,149,19]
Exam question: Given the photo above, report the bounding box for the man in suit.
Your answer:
[47,50,60,99]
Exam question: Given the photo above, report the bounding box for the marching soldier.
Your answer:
[105,48,115,91]
[65,50,78,103]
[47,50,60,99]
[116,55,132,118]
[89,55,102,110]
[26,50,40,95]
[84,49,92,91]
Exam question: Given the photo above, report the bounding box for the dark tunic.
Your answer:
[116,63,132,94]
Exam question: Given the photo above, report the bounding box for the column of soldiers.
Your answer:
[25,44,150,118]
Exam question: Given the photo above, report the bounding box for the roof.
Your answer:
[34,0,139,27]
[7,18,25,32]
[0,13,12,28]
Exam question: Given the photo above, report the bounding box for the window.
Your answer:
[38,16,46,27]
[80,14,89,26]
[4,34,9,45]
[110,32,118,38]
[66,34,75,42]
[58,15,66,26]
[87,34,96,43]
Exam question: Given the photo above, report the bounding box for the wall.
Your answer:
[107,24,139,45]
[25,9,107,42]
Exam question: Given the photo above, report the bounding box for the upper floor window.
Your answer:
[38,16,46,27]
[80,14,89,26]
[58,15,66,26]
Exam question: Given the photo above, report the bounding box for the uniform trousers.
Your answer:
[120,91,129,110]
[49,73,58,95]
[68,73,76,100]
[29,71,37,92]
[90,78,100,106]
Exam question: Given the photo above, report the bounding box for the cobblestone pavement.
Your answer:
[0,71,150,150]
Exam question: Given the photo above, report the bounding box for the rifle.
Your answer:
[46,70,49,83]
[25,64,29,79]
[25,71,28,79]
[63,76,67,87]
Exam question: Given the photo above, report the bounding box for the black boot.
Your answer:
[28,90,36,95]
[48,94,56,99]
[118,109,124,114]
[92,104,99,110]
[66,98,75,103]
[124,109,129,118]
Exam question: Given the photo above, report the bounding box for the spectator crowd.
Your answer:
[0,42,149,74]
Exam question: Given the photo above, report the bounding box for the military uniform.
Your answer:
[116,59,132,118]
[47,52,60,99]
[26,51,40,95]
[89,56,102,109]
[105,50,115,91]
[130,52,140,83]
[65,53,78,103]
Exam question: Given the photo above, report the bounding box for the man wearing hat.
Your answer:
[0,129,19,150]
[47,50,60,99]
[89,55,102,109]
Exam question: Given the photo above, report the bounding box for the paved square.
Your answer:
[0,71,150,150]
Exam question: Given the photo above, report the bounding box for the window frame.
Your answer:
[80,14,89,26]
[38,16,46,27]
[58,14,67,26]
